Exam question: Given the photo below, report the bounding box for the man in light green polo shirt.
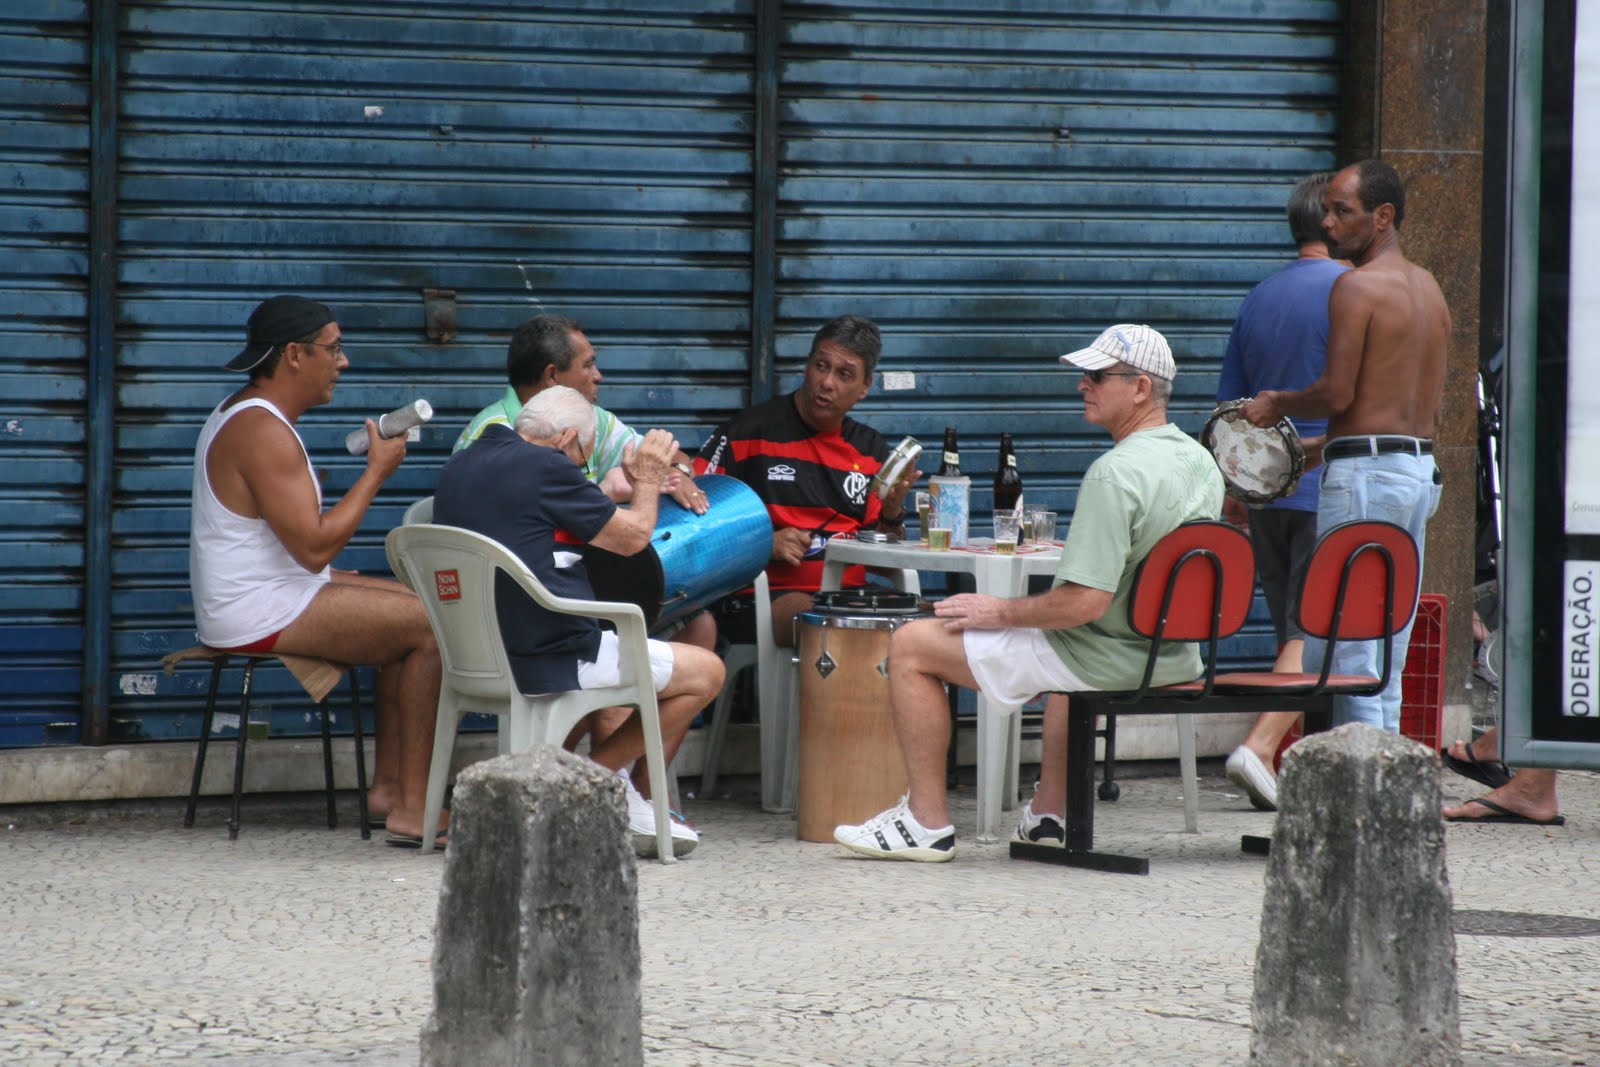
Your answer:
[454,314,705,515]
[834,324,1224,862]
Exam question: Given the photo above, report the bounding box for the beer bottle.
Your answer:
[938,427,961,477]
[993,433,1023,513]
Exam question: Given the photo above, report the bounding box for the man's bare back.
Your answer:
[1242,162,1449,438]
[1322,250,1449,438]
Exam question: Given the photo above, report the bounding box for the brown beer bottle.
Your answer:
[938,427,961,477]
[993,432,1022,513]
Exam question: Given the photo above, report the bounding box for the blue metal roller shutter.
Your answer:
[776,0,1342,665]
[109,1,755,739]
[0,3,91,746]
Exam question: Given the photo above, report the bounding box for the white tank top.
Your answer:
[189,397,331,647]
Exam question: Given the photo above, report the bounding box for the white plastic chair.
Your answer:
[402,496,434,525]
[385,524,677,862]
[697,642,758,798]
[1178,714,1198,833]
[696,571,799,813]
[401,494,519,758]
[753,571,802,813]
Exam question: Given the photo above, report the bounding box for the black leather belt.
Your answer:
[1323,436,1433,461]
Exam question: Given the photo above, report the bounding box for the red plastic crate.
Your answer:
[1274,593,1448,768]
[1399,594,1448,750]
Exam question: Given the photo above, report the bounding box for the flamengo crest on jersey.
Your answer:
[695,393,890,591]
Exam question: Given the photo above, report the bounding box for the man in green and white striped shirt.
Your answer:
[454,314,717,809]
[453,314,704,514]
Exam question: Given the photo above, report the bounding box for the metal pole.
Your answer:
[83,0,118,745]
[750,0,779,404]
[1498,0,1542,763]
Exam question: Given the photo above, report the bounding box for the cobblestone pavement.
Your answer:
[2,761,1597,1065]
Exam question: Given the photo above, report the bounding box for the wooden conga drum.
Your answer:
[795,590,931,842]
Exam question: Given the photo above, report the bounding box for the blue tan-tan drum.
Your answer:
[583,474,773,630]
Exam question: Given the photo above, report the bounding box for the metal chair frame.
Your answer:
[179,648,370,841]
[1012,519,1418,875]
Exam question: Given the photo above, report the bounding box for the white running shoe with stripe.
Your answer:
[1014,794,1066,845]
[623,776,699,858]
[834,795,955,862]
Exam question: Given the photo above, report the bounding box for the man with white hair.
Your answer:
[432,386,725,856]
[834,325,1223,862]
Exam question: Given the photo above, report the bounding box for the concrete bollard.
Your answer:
[421,747,642,1067]
[1251,724,1460,1067]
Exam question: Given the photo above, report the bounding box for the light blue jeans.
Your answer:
[1301,450,1442,732]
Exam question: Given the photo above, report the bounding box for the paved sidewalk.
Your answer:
[2,762,1597,1065]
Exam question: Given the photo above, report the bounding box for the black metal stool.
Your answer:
[163,646,370,840]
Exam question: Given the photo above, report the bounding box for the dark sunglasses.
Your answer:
[1081,368,1144,384]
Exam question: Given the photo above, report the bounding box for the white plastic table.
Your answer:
[819,536,1063,841]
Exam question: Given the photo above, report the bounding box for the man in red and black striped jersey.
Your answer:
[695,315,918,646]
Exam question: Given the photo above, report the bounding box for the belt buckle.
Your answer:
[1382,437,1417,456]
[1333,438,1376,459]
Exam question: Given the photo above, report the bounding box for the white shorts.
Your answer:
[961,627,1092,708]
[576,632,675,693]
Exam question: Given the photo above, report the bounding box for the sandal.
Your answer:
[1438,742,1513,790]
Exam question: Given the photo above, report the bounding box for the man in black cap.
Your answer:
[190,295,444,846]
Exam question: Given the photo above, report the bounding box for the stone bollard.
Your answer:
[421,747,642,1067]
[1251,724,1459,1067]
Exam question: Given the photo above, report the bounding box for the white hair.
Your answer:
[1107,360,1171,409]
[514,385,596,449]
[1146,373,1172,408]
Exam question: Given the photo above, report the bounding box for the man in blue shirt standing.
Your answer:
[1216,172,1348,811]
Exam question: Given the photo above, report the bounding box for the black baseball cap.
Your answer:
[227,295,336,372]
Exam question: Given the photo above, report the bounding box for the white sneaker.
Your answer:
[833,795,955,862]
[622,777,699,858]
[1225,746,1278,812]
[1014,787,1065,845]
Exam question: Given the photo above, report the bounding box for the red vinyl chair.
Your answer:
[1092,520,1255,823]
[1013,518,1420,875]
[1212,519,1421,697]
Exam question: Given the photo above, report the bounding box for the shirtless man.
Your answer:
[190,295,443,844]
[1242,159,1447,733]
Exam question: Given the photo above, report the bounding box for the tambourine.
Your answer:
[1201,399,1305,504]
[868,436,922,500]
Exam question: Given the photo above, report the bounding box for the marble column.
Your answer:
[1343,1,1489,714]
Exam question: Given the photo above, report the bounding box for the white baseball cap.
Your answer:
[1058,324,1177,381]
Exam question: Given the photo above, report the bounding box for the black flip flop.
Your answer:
[1444,796,1564,826]
[1438,744,1514,790]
